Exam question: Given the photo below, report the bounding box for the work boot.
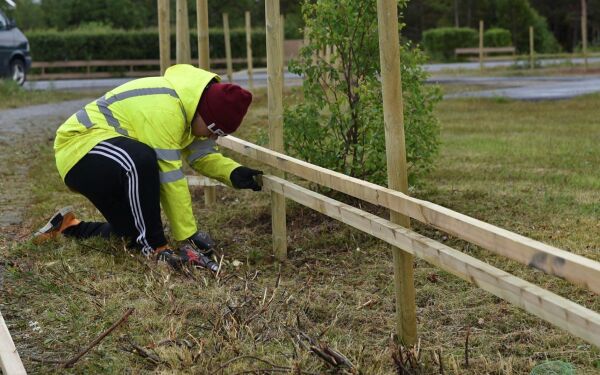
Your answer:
[32,206,80,244]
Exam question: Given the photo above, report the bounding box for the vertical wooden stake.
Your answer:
[280,14,285,89]
[223,13,233,82]
[245,11,254,90]
[266,0,287,260]
[196,0,216,206]
[581,0,588,71]
[197,0,210,69]
[529,26,535,70]
[176,0,191,64]
[157,0,170,75]
[479,20,484,71]
[376,0,417,345]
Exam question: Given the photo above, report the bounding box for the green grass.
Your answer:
[0,88,598,374]
[0,80,105,109]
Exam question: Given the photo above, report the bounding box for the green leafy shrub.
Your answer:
[422,27,478,62]
[484,28,512,47]
[26,27,267,62]
[285,0,441,186]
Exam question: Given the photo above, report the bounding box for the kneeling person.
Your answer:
[34,64,262,271]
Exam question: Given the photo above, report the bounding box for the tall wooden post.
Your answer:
[223,13,233,82]
[376,0,417,345]
[197,0,210,69]
[529,26,535,70]
[176,0,191,64]
[245,11,254,90]
[266,0,287,260]
[581,0,588,71]
[280,14,285,88]
[157,0,170,75]
[479,20,484,71]
[196,0,216,206]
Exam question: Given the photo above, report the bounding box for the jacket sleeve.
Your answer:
[183,138,241,186]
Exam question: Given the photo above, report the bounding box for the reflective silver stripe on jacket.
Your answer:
[185,139,218,164]
[75,109,93,128]
[155,148,181,161]
[76,87,181,133]
[160,168,185,183]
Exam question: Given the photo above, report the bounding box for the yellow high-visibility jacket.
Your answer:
[54,64,241,240]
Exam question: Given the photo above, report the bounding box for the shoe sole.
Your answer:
[33,206,73,238]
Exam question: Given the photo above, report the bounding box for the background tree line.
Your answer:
[1,0,598,52]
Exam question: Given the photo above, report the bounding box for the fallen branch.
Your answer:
[30,308,134,368]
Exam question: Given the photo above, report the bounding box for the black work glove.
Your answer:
[156,245,219,272]
[187,230,215,252]
[230,166,263,191]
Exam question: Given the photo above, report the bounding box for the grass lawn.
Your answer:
[0,86,598,374]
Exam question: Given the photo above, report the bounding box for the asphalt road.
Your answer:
[23,57,600,101]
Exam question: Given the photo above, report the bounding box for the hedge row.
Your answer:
[27,28,267,62]
[422,27,478,62]
[422,27,512,62]
[484,28,512,48]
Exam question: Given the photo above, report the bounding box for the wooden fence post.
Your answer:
[157,0,170,75]
[376,0,418,345]
[176,0,191,64]
[479,20,484,71]
[266,0,287,260]
[197,0,210,69]
[529,26,535,70]
[196,0,216,207]
[245,11,254,90]
[223,13,233,82]
[581,0,588,71]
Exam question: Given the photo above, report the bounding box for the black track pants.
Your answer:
[63,137,167,255]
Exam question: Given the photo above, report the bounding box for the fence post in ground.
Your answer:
[479,20,484,71]
[196,0,217,207]
[245,11,254,90]
[197,0,210,69]
[581,0,588,71]
[529,26,535,70]
[280,14,285,88]
[376,0,418,345]
[266,0,287,260]
[157,0,170,75]
[223,13,233,82]
[176,0,191,64]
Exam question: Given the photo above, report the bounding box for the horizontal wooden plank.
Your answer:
[0,311,26,375]
[217,136,600,294]
[31,57,268,69]
[455,46,516,55]
[261,174,600,347]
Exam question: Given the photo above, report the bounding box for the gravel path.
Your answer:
[0,99,91,227]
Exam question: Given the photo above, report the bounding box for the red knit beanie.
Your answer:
[198,83,253,134]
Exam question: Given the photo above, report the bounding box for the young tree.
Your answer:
[285,0,441,186]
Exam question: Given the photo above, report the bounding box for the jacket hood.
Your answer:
[164,64,220,125]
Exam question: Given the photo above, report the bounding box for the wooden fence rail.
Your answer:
[192,136,600,346]
[217,136,600,295]
[260,174,600,347]
[29,58,267,80]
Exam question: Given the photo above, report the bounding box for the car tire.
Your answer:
[10,58,26,86]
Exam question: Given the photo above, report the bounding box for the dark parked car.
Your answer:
[0,9,31,85]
